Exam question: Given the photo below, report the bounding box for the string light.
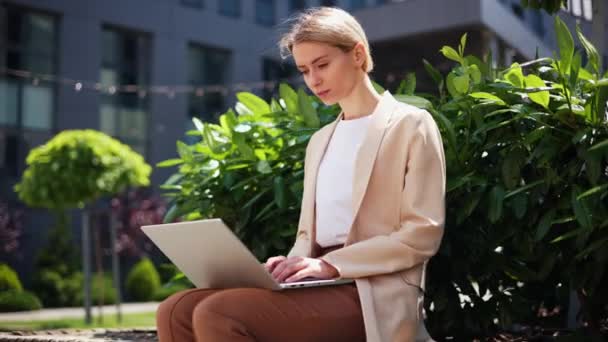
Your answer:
[1,66,399,97]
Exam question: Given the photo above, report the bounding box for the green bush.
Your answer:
[15,129,151,210]
[84,273,117,306]
[157,263,180,283]
[126,258,160,302]
[421,19,608,339]
[31,223,83,308]
[34,270,83,308]
[0,264,22,292]
[0,289,42,312]
[152,284,190,302]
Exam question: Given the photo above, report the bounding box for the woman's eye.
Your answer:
[318,63,328,69]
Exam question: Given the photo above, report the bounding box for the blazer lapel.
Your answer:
[304,91,399,246]
[348,91,398,241]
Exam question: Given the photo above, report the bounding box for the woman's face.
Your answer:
[292,41,363,105]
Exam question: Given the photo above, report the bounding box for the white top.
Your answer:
[315,113,373,247]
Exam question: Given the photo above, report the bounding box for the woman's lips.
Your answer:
[317,90,330,98]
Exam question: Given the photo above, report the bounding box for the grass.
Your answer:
[0,311,156,331]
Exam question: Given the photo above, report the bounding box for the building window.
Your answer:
[564,0,593,21]
[187,43,231,123]
[219,0,241,17]
[256,0,275,26]
[100,27,151,157]
[0,5,58,131]
[350,0,367,11]
[181,0,204,9]
[289,0,306,14]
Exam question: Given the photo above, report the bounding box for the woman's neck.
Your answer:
[339,76,382,121]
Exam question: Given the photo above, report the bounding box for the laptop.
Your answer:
[141,218,354,290]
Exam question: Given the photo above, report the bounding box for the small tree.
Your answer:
[14,129,151,322]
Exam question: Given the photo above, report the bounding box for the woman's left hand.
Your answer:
[271,256,339,283]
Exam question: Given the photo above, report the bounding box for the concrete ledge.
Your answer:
[0,328,157,342]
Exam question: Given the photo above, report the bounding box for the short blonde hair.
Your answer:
[278,7,374,73]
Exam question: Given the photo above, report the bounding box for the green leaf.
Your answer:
[571,187,592,230]
[576,24,600,74]
[176,141,192,160]
[279,83,298,115]
[423,59,443,85]
[575,237,608,259]
[504,63,524,88]
[192,117,205,133]
[511,193,527,219]
[525,74,550,109]
[469,92,506,105]
[440,46,462,64]
[372,81,386,94]
[156,158,183,167]
[273,176,286,209]
[236,92,271,115]
[502,149,524,189]
[577,184,608,200]
[535,209,556,241]
[589,139,608,152]
[554,16,574,73]
[397,72,416,95]
[256,160,272,174]
[488,185,505,223]
[453,74,470,94]
[297,88,320,128]
[504,179,544,199]
[394,94,433,110]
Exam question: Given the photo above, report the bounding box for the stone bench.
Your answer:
[0,328,157,342]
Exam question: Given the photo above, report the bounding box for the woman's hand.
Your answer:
[264,255,287,273]
[269,256,339,283]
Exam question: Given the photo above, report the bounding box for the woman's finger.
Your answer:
[275,258,306,282]
[265,256,286,272]
[285,268,313,283]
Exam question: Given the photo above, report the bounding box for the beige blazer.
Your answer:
[287,91,446,342]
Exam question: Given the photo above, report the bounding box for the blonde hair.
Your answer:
[278,7,374,73]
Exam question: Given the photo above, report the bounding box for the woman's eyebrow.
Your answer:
[297,54,328,68]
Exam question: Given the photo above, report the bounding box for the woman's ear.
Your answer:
[352,42,366,69]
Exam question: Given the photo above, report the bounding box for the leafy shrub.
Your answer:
[422,19,608,338]
[31,223,82,308]
[126,258,161,302]
[0,264,22,292]
[158,85,340,260]
[157,263,180,283]
[0,289,42,312]
[152,284,190,302]
[15,129,151,210]
[33,270,83,308]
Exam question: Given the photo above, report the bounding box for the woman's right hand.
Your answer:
[264,255,287,273]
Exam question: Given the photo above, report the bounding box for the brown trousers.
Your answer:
[156,246,365,342]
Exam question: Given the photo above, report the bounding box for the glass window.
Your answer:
[256,0,275,26]
[181,0,204,9]
[187,44,231,123]
[100,27,151,157]
[0,80,18,126]
[0,5,57,131]
[219,0,241,17]
[289,0,306,14]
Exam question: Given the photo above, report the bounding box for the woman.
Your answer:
[156,6,445,342]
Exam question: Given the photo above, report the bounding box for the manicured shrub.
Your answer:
[0,290,42,312]
[0,264,22,292]
[126,258,161,302]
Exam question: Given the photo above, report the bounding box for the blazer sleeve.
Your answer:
[320,111,446,279]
